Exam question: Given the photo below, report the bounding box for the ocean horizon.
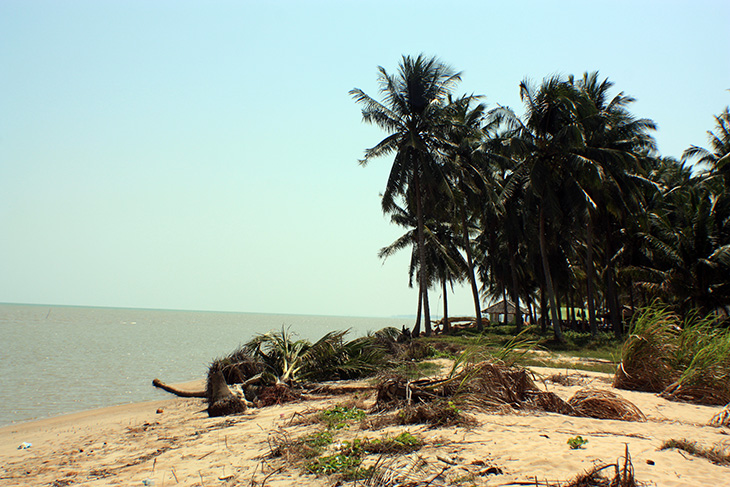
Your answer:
[0,303,411,427]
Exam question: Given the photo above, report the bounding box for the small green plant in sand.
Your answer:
[359,432,423,454]
[305,432,424,480]
[305,452,368,479]
[660,439,730,465]
[319,405,366,429]
[301,430,333,451]
[567,435,589,449]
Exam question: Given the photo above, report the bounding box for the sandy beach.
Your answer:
[1,370,728,487]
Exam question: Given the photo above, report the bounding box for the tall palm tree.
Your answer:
[442,95,493,330]
[488,76,591,342]
[351,55,462,335]
[571,72,657,337]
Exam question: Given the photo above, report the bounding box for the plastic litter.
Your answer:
[142,479,155,486]
[17,442,32,449]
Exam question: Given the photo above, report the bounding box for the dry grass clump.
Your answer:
[613,305,679,393]
[614,303,730,406]
[709,403,730,427]
[660,438,730,465]
[568,388,647,422]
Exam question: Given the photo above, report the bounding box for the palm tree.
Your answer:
[441,95,493,330]
[351,55,462,335]
[378,204,468,333]
[571,71,657,337]
[683,107,730,171]
[488,76,590,342]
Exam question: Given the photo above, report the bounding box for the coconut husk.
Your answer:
[709,403,730,427]
[568,388,646,422]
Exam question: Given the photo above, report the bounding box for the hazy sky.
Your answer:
[1,1,728,317]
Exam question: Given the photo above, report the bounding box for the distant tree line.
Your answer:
[352,55,730,341]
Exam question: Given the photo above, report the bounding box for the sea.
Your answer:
[0,303,410,428]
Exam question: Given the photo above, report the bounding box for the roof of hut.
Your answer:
[482,300,528,315]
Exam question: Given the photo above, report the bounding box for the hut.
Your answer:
[482,300,528,325]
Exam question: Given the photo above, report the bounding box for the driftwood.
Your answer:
[152,378,206,398]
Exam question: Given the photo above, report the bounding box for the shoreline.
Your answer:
[1,370,728,486]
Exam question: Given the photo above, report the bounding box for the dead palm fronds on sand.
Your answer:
[374,361,644,422]
[568,388,647,422]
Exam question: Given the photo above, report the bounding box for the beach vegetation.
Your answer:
[614,302,730,405]
[354,55,729,348]
[567,435,589,449]
[660,439,730,465]
[318,405,366,430]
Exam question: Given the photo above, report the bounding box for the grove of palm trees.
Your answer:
[352,54,730,343]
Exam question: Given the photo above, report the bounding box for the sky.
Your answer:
[1,1,728,318]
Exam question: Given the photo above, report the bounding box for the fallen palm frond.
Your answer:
[374,361,645,423]
[396,401,478,428]
[709,403,730,427]
[660,439,730,465]
[568,388,647,422]
[525,391,577,416]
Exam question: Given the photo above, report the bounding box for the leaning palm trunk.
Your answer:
[539,207,564,342]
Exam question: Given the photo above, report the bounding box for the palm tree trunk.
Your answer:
[414,167,431,336]
[413,285,422,336]
[460,205,483,331]
[604,226,622,338]
[422,285,431,336]
[509,249,523,332]
[586,217,598,336]
[539,207,564,342]
[442,277,450,334]
[503,289,509,325]
[539,288,545,332]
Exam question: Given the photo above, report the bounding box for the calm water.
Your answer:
[0,304,408,427]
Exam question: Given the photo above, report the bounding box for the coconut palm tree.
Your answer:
[351,54,462,335]
[441,95,494,330]
[378,203,468,333]
[683,106,730,183]
[571,71,658,337]
[487,76,591,342]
